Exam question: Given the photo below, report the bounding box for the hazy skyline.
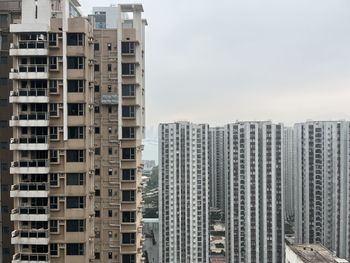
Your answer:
[84,0,350,160]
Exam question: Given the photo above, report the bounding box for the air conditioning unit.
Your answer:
[88,170,94,176]
[58,126,63,132]
[58,103,63,109]
[88,104,94,110]
[88,36,94,44]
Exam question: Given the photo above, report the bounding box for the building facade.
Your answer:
[159,122,209,263]
[283,127,294,221]
[294,121,350,260]
[225,121,284,263]
[8,1,146,263]
[209,127,225,214]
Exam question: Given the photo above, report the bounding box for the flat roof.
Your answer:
[288,244,349,263]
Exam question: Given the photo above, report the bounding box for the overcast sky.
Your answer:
[83,0,350,160]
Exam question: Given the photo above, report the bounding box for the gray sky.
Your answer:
[83,0,350,160]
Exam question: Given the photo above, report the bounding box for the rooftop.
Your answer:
[288,244,349,263]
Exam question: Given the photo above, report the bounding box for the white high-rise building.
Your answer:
[294,121,350,260]
[159,122,209,263]
[225,121,284,263]
[209,127,225,213]
[283,127,294,220]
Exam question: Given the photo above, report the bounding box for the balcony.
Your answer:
[10,89,49,103]
[10,41,48,56]
[12,253,49,263]
[10,136,48,150]
[10,159,49,174]
[11,229,49,245]
[9,113,49,127]
[11,182,49,198]
[9,65,48,79]
[11,206,49,221]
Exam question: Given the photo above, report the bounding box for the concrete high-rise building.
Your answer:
[8,1,146,263]
[159,122,209,263]
[0,1,21,262]
[294,121,350,260]
[209,127,225,214]
[283,127,294,221]
[225,121,284,263]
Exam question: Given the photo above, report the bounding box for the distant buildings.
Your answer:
[285,243,349,263]
[143,218,159,263]
[225,122,284,263]
[294,121,350,260]
[159,122,209,263]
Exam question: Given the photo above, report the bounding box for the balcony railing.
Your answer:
[11,89,47,97]
[11,135,48,144]
[14,40,47,49]
[12,159,49,168]
[12,112,48,121]
[12,253,49,262]
[18,64,47,73]
[12,206,49,215]
[12,229,49,239]
[12,182,48,191]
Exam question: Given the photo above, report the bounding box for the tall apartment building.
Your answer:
[92,5,147,263]
[283,127,294,221]
[209,127,225,214]
[8,1,146,263]
[159,122,209,263]
[225,121,284,263]
[294,121,350,260]
[0,1,21,262]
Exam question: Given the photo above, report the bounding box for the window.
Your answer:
[95,147,100,155]
[122,211,136,223]
[108,85,112,92]
[108,210,112,217]
[122,63,135,75]
[122,233,136,244]
[50,127,58,140]
[107,43,112,51]
[95,168,100,176]
[50,150,59,163]
[95,189,100,196]
[50,243,58,256]
[49,33,57,46]
[67,57,84,69]
[66,243,84,256]
[66,196,85,209]
[50,220,58,233]
[68,127,84,139]
[122,148,135,159]
[122,190,136,202]
[95,210,100,217]
[50,103,58,117]
[95,127,100,134]
[68,103,84,116]
[94,106,100,113]
[122,127,135,138]
[66,150,84,162]
[107,64,112,72]
[50,173,58,187]
[49,80,58,93]
[68,80,84,92]
[122,106,135,118]
[108,147,112,155]
[121,42,135,54]
[95,252,100,259]
[108,106,113,113]
[122,169,135,181]
[108,168,113,176]
[122,254,136,263]
[66,220,85,232]
[94,64,100,72]
[0,56,7,64]
[108,252,113,259]
[67,33,84,46]
[94,43,99,51]
[50,196,58,210]
[0,78,8,86]
[122,84,136,97]
[49,56,58,70]
[94,85,100,92]
[0,121,7,128]
[108,189,113,197]
[67,173,84,185]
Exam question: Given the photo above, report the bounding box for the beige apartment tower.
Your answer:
[8,1,146,263]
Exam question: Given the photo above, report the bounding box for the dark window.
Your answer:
[68,80,84,92]
[122,169,136,181]
[122,211,136,223]
[122,233,136,244]
[68,127,84,139]
[95,168,100,176]
[107,43,112,51]
[122,148,135,159]
[122,190,135,202]
[94,64,100,72]
[67,173,84,185]
[122,254,136,263]
[94,43,99,51]
[67,33,84,46]
[95,252,100,259]
[95,127,100,134]
[122,106,135,118]
[68,103,84,116]
[122,63,135,75]
[66,243,84,255]
[94,106,100,113]
[95,189,100,196]
[121,42,135,54]
[66,220,85,232]
[107,64,112,72]
[122,127,135,138]
[66,150,84,162]
[108,85,112,92]
[94,85,100,92]
[122,84,136,97]
[50,244,58,256]
[67,57,84,69]
[66,196,85,209]
[0,78,8,86]
[108,210,112,217]
[95,210,100,217]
